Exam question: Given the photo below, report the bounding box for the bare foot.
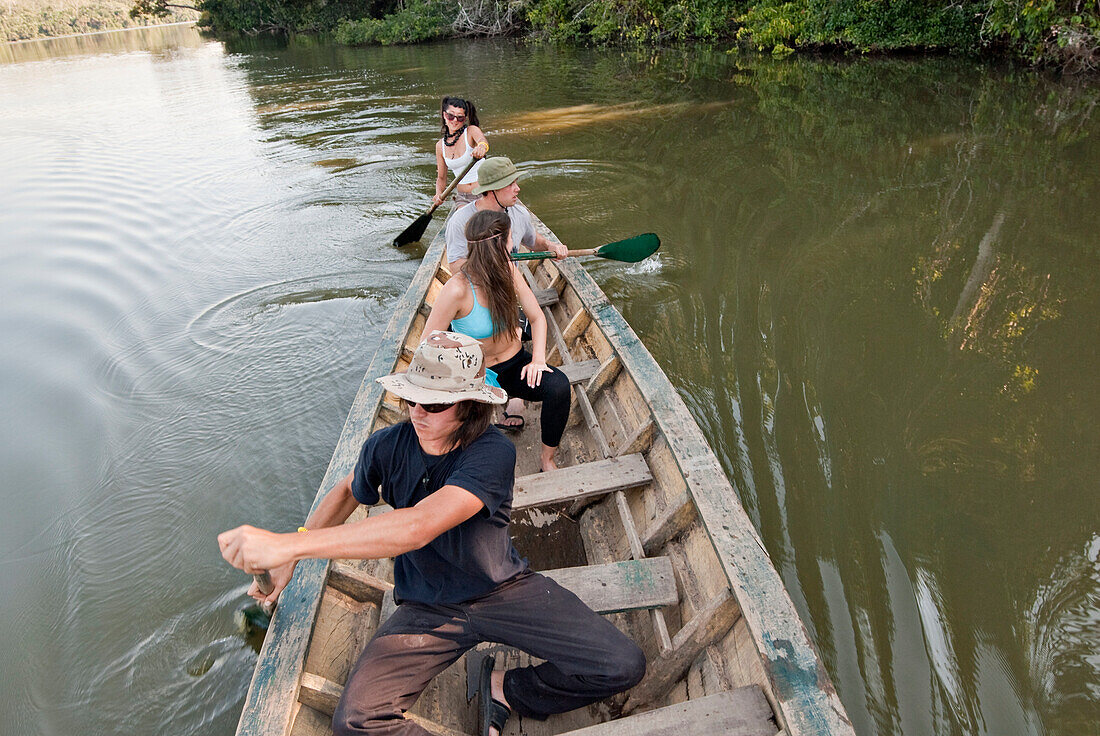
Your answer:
[496,398,525,430]
[540,444,559,473]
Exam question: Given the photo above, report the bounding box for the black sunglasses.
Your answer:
[443,111,466,122]
[406,400,453,413]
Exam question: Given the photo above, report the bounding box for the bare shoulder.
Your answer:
[468,125,485,138]
[441,271,469,299]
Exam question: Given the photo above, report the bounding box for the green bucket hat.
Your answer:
[472,157,525,195]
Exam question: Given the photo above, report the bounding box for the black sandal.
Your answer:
[493,411,525,433]
[478,655,511,736]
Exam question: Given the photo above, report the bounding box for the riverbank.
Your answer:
[185,0,1100,72]
[0,0,197,43]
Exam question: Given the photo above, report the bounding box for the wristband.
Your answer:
[297,527,309,533]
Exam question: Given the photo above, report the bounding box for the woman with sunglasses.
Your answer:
[433,96,489,207]
[423,209,571,472]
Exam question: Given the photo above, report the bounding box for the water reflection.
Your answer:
[1,27,1097,736]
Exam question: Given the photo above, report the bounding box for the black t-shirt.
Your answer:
[350,422,527,604]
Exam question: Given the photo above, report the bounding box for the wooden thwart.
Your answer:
[375,557,678,625]
[534,287,560,307]
[556,686,776,736]
[543,557,678,614]
[557,358,601,385]
[327,561,393,605]
[512,454,652,510]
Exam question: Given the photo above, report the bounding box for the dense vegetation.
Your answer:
[204,0,1098,70]
[1,0,196,42]
[13,0,1093,71]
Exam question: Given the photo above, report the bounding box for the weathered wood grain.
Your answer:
[623,590,741,714]
[512,454,652,510]
[532,215,855,736]
[378,558,678,625]
[557,358,601,385]
[327,562,393,605]
[556,686,776,736]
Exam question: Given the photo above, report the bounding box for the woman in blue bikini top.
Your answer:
[423,210,570,472]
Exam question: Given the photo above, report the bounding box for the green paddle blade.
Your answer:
[595,233,660,262]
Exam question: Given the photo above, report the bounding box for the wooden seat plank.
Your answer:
[543,557,677,614]
[556,358,600,385]
[327,561,393,605]
[556,686,776,736]
[376,557,677,624]
[513,454,652,511]
[534,287,560,307]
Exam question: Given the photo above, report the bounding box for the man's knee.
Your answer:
[332,699,399,736]
[612,639,647,690]
[595,638,646,693]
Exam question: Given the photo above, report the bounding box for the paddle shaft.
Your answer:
[426,157,477,216]
[254,572,275,616]
[510,248,597,261]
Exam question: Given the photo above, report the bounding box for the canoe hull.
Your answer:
[234,214,854,736]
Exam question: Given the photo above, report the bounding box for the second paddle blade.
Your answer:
[393,213,432,248]
[596,233,660,262]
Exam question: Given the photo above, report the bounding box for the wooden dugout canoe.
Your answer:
[235,213,855,736]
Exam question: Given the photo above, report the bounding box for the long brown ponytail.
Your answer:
[462,209,517,340]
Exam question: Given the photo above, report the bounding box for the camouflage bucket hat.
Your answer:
[471,156,525,195]
[376,331,507,405]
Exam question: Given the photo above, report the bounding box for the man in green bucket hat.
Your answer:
[445,156,568,270]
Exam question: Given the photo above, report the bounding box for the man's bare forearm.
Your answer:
[303,472,360,530]
[291,484,483,563]
[290,506,429,562]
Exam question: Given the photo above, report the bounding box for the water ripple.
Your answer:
[186,268,406,354]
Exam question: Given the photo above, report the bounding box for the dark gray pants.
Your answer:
[332,571,646,736]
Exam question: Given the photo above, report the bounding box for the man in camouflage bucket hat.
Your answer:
[376,330,507,405]
[218,331,645,736]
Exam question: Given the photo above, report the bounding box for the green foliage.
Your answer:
[737,0,983,53]
[1,0,197,41]
[523,0,742,44]
[195,0,395,34]
[333,0,450,44]
[982,0,1100,67]
[126,0,1098,70]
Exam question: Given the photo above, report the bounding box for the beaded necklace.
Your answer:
[443,124,467,148]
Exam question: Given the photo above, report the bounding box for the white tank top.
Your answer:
[443,129,482,186]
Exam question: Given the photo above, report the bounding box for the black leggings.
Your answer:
[490,349,570,448]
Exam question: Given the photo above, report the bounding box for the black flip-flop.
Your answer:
[493,412,525,433]
[478,655,511,736]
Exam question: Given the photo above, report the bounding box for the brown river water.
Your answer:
[0,23,1097,736]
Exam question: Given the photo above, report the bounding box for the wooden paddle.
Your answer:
[509,233,660,263]
[254,571,275,616]
[393,158,478,248]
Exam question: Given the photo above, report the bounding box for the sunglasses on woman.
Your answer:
[406,400,453,413]
[443,111,466,122]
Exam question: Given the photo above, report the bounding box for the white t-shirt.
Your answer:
[445,201,537,264]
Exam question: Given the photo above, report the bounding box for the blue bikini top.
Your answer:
[450,279,494,340]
